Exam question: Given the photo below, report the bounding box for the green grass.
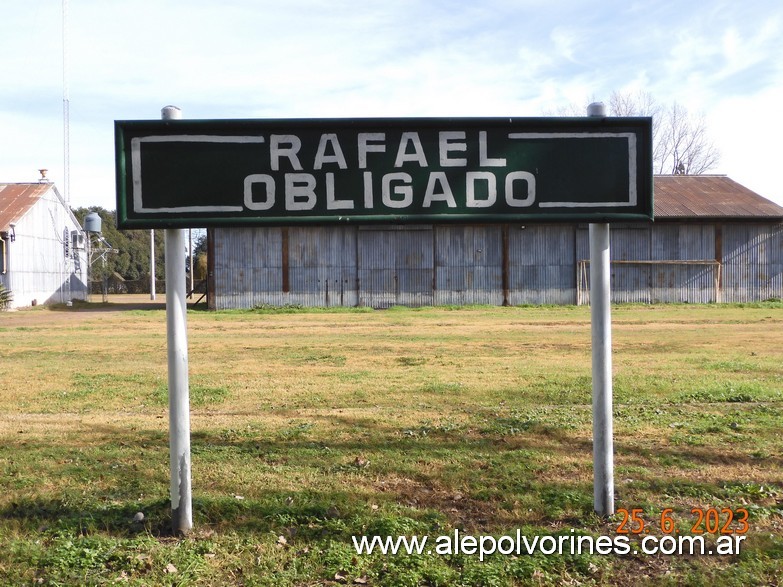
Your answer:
[0,302,781,585]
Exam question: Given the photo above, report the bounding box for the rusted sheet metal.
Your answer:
[654,176,783,219]
[0,183,51,231]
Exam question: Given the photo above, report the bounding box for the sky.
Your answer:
[1,0,782,209]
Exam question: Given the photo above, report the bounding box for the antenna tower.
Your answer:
[62,0,70,202]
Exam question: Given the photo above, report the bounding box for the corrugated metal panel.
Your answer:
[604,227,650,303]
[577,224,721,304]
[0,183,51,231]
[357,229,397,309]
[677,224,714,260]
[650,225,716,303]
[646,260,719,304]
[212,220,783,309]
[508,225,575,304]
[434,225,503,305]
[216,226,360,308]
[654,175,783,219]
[721,224,783,302]
[214,227,285,309]
[288,226,358,307]
[358,226,433,308]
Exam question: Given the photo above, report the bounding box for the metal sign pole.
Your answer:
[588,102,615,517]
[162,105,192,535]
[150,229,156,300]
[188,229,194,298]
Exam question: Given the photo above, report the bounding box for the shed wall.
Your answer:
[358,226,433,308]
[721,223,783,302]
[212,222,783,309]
[509,225,575,305]
[434,225,503,305]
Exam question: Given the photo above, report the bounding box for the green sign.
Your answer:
[115,117,653,228]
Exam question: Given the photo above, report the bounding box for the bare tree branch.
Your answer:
[607,93,719,175]
[548,92,720,175]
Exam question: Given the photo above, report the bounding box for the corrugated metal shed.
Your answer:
[211,175,783,309]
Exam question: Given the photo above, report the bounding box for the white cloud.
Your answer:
[549,27,579,63]
[708,86,783,205]
[2,0,783,208]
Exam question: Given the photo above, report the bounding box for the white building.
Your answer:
[0,182,88,308]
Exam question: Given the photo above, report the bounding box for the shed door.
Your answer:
[357,227,434,308]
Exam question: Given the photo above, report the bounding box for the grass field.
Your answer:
[0,299,781,586]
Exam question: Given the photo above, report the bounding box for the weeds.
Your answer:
[0,283,12,310]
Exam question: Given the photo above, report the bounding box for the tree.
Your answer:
[71,207,165,283]
[607,91,720,175]
[192,231,208,280]
[551,91,720,175]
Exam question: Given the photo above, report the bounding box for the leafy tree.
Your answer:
[192,231,208,280]
[71,207,165,283]
[193,231,207,257]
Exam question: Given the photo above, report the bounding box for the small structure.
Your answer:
[0,181,89,308]
[206,175,783,309]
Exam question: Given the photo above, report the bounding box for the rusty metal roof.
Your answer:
[653,175,783,219]
[0,182,54,232]
[2,177,781,230]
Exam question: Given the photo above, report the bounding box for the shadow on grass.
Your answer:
[0,489,381,539]
[2,417,779,540]
[47,299,212,313]
[48,300,167,313]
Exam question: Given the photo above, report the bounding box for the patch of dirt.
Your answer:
[374,475,510,531]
